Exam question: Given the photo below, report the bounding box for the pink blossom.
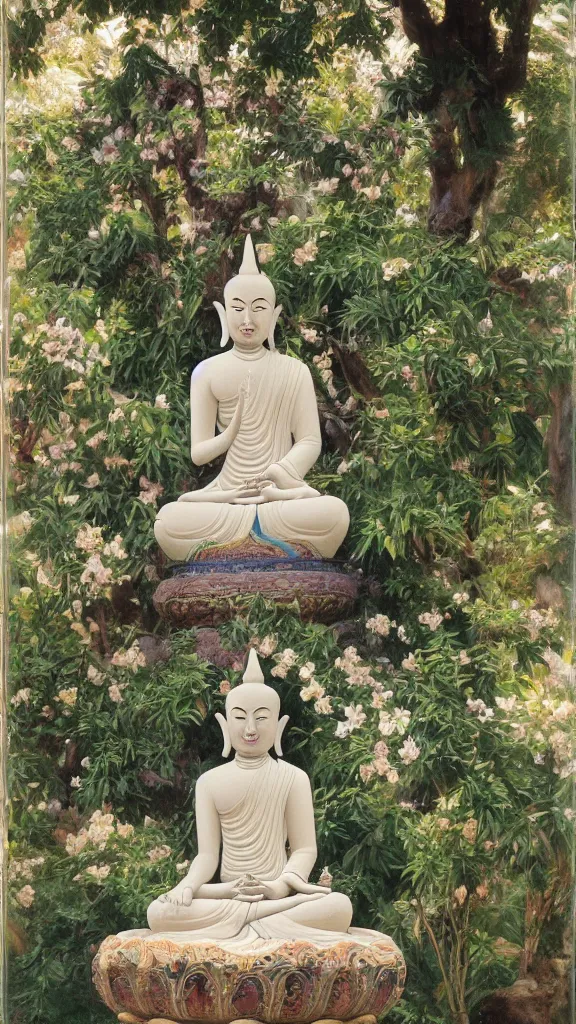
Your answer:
[139,476,164,506]
[399,736,421,765]
[293,239,318,266]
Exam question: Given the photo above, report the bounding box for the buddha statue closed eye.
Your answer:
[154,235,350,562]
[118,649,394,950]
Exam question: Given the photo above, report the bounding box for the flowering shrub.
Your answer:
[5,6,573,1024]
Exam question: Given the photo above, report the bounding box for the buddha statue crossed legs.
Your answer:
[154,236,350,562]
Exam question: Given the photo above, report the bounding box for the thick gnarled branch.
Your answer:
[496,0,541,98]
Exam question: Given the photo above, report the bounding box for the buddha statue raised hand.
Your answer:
[131,650,391,950]
[154,236,350,562]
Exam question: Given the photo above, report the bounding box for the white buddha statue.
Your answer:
[154,236,350,562]
[125,650,393,952]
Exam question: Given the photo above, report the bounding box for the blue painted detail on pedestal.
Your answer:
[171,558,348,577]
[251,511,301,558]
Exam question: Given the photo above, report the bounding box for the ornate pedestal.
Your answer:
[153,538,358,627]
[93,934,406,1024]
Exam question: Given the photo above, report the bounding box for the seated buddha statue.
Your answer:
[123,650,394,950]
[154,235,350,562]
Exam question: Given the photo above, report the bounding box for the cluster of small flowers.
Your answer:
[418,609,444,632]
[39,318,109,376]
[523,606,557,640]
[75,524,104,552]
[65,809,134,856]
[466,698,494,723]
[11,687,32,706]
[256,634,277,657]
[9,856,45,882]
[204,84,231,108]
[108,682,128,704]
[111,640,146,673]
[76,528,129,595]
[550,731,576,778]
[495,695,517,714]
[313,177,339,195]
[378,707,411,737]
[293,239,318,266]
[80,864,111,882]
[312,351,337,399]
[91,126,132,165]
[255,243,275,265]
[139,475,164,506]
[462,818,478,843]
[335,703,366,738]
[360,740,399,785]
[271,648,298,679]
[148,844,172,863]
[334,646,380,690]
[80,554,114,593]
[103,535,128,559]
[381,257,411,281]
[297,662,332,713]
[57,687,78,709]
[15,884,36,907]
[366,614,391,637]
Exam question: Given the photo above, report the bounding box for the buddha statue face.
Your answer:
[214,235,282,351]
[223,275,276,350]
[225,682,280,755]
[215,649,289,758]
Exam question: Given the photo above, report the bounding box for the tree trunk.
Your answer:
[398,0,540,239]
[545,381,573,521]
[427,120,500,239]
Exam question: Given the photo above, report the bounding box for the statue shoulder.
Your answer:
[195,764,229,790]
[191,352,228,382]
[275,352,312,378]
[277,759,311,788]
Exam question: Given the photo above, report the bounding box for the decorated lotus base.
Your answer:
[93,935,405,1024]
[153,538,359,627]
[117,1014,378,1024]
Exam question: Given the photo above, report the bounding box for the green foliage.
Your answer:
[5,6,573,1024]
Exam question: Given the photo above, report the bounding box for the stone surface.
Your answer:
[94,934,405,1023]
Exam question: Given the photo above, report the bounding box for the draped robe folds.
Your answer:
[121,759,386,952]
[154,352,350,560]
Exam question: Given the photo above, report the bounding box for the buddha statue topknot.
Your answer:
[152,236,358,626]
[93,650,405,1024]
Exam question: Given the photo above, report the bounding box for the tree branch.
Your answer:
[398,0,440,56]
[495,0,541,99]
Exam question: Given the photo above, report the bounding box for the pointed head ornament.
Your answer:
[214,234,282,351]
[242,647,265,684]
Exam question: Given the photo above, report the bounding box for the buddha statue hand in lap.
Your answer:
[154,235,350,562]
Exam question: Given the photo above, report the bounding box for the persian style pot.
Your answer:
[93,934,406,1024]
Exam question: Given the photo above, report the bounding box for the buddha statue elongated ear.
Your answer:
[213,301,229,348]
[275,714,289,757]
[268,305,282,352]
[215,712,231,758]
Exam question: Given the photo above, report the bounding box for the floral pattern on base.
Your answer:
[93,934,405,1024]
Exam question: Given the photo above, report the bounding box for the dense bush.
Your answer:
[5,5,573,1024]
